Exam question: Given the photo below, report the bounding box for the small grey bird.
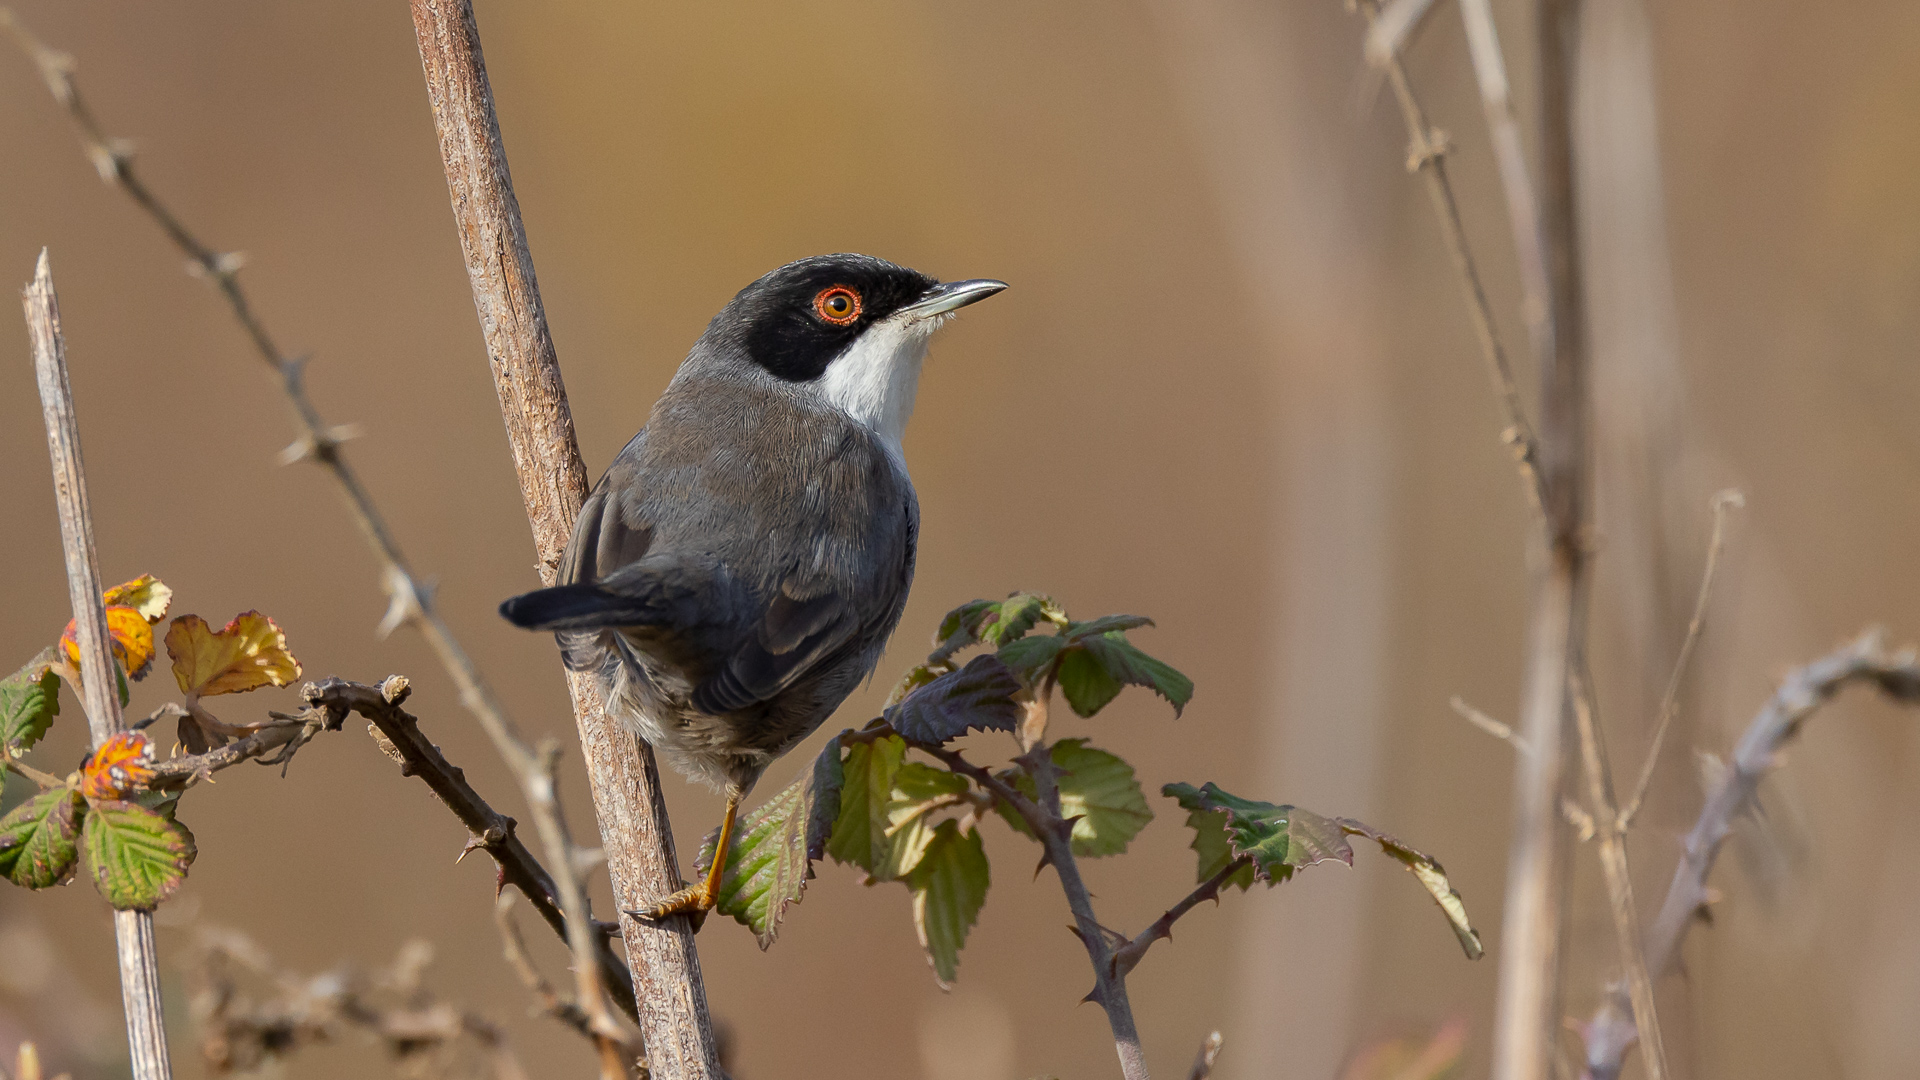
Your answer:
[500,253,1005,917]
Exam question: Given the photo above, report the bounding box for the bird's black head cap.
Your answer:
[708,254,940,383]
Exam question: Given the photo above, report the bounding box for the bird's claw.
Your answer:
[629,883,716,922]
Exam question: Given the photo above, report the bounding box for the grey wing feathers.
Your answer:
[535,382,916,718]
[693,585,862,714]
[559,446,655,587]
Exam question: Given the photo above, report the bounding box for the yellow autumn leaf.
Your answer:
[61,606,157,681]
[101,575,172,623]
[166,612,302,698]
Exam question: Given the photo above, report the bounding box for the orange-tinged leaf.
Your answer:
[61,606,158,681]
[81,731,156,803]
[102,575,173,623]
[166,612,301,698]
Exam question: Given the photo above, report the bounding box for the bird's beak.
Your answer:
[899,278,1008,321]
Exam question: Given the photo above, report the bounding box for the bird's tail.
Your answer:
[499,584,662,631]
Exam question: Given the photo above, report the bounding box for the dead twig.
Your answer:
[23,249,173,1080]
[189,925,530,1080]
[1620,489,1744,828]
[1452,0,1553,359]
[1567,671,1668,1080]
[1451,696,1527,752]
[1185,1031,1224,1080]
[144,707,335,787]
[1578,630,1920,1080]
[1352,0,1546,520]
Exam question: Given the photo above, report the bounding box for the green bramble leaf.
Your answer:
[928,600,999,667]
[884,655,1021,746]
[1164,782,1352,882]
[1056,646,1124,717]
[993,739,1153,857]
[880,762,970,880]
[928,594,1068,668]
[0,787,82,889]
[994,634,1066,681]
[1063,614,1154,638]
[696,738,844,947]
[990,615,1191,719]
[1073,631,1192,717]
[1181,803,1256,893]
[907,819,989,988]
[827,735,906,875]
[976,594,1066,646]
[0,658,62,754]
[82,799,195,910]
[1165,782,1481,959]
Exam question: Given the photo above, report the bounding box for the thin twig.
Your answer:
[1363,0,1442,69]
[1353,0,1547,521]
[1567,671,1668,1080]
[189,926,532,1079]
[1453,0,1553,359]
[1185,1031,1224,1080]
[0,753,68,791]
[1451,695,1528,752]
[1620,489,1744,828]
[1109,857,1252,979]
[145,709,333,787]
[23,249,172,1079]
[1,11,640,1056]
[1578,629,1920,1080]
[406,3,718,1074]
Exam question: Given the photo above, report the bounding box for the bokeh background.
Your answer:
[2,1,1918,1078]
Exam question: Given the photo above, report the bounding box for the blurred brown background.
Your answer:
[1,1,1917,1078]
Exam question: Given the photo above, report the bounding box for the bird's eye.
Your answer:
[813,286,862,326]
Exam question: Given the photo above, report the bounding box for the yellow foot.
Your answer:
[630,883,716,921]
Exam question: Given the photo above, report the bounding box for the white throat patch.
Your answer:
[815,313,939,456]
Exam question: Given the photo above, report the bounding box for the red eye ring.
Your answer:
[814,286,862,326]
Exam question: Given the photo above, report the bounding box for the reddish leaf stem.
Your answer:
[1108,856,1252,979]
[918,734,1149,1080]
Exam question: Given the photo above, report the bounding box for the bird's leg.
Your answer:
[633,786,742,920]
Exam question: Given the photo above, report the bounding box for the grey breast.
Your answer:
[555,366,918,774]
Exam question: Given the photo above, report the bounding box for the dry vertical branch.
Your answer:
[1491,4,1591,1078]
[405,2,722,1076]
[1455,0,1552,357]
[23,249,172,1079]
[1352,2,1593,1077]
